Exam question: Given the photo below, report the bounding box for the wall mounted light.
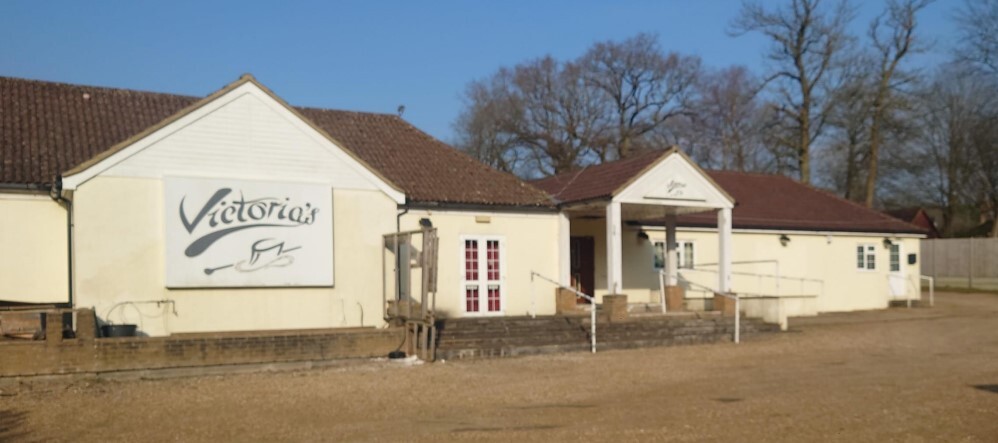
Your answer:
[419,218,433,228]
[637,230,650,240]
[883,238,894,249]
[779,234,790,247]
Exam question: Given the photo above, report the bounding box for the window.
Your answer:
[889,244,900,272]
[462,237,503,314]
[857,244,876,270]
[654,240,695,270]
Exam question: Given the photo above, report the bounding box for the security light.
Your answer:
[779,234,790,247]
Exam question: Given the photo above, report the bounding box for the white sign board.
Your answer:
[164,177,333,287]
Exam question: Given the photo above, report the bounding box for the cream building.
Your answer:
[0,75,927,337]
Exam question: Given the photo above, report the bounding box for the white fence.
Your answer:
[921,238,998,290]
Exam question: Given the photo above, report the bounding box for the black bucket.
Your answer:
[101,324,137,337]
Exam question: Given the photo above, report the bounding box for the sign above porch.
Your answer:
[614,150,734,211]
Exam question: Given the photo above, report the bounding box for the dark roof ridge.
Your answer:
[0,74,201,100]
[291,104,398,119]
[0,75,401,119]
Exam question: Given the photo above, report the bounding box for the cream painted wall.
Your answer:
[570,216,923,312]
[0,193,69,304]
[399,209,561,318]
[666,229,922,312]
[72,177,397,336]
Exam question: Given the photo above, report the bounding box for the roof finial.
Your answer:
[397,105,405,117]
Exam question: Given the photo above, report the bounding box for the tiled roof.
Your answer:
[532,149,668,204]
[0,77,198,187]
[535,150,926,235]
[677,171,926,234]
[0,76,553,208]
[296,108,552,207]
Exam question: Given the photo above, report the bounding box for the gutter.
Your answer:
[404,201,559,214]
[0,182,49,192]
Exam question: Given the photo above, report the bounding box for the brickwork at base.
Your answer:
[1,311,404,377]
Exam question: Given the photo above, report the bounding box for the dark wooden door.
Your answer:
[570,236,595,304]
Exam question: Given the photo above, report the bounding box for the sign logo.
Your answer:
[664,179,687,197]
[164,178,333,288]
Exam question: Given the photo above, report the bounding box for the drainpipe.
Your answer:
[48,176,74,310]
[395,207,409,302]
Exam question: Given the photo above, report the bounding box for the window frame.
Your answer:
[653,239,696,270]
[889,243,901,273]
[856,243,877,271]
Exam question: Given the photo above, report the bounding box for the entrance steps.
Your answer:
[434,313,779,361]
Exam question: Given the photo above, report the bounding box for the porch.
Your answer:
[542,149,737,307]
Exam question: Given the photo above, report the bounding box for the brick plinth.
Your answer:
[602,294,628,323]
[556,288,579,314]
[665,286,685,311]
[713,293,738,316]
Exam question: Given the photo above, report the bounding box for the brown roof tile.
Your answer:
[297,107,552,207]
[677,171,926,234]
[0,76,553,208]
[532,149,668,204]
[0,76,198,187]
[534,149,926,234]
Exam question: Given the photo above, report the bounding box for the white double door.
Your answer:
[461,236,505,315]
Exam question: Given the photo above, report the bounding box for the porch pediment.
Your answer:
[614,149,734,211]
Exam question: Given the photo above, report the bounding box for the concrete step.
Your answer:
[433,314,779,361]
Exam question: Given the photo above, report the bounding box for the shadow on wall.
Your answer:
[0,408,31,441]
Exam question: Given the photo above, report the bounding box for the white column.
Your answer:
[558,212,571,287]
[665,212,678,286]
[606,202,623,294]
[718,207,732,293]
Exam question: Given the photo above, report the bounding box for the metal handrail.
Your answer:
[531,271,597,353]
[679,267,824,299]
[692,260,782,294]
[673,275,741,344]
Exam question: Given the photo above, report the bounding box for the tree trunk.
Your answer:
[799,106,811,184]
[865,114,880,208]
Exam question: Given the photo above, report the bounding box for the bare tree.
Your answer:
[453,73,525,174]
[956,0,998,75]
[908,69,994,236]
[862,0,932,207]
[580,33,702,159]
[823,55,874,200]
[453,34,702,177]
[683,66,775,171]
[730,0,854,184]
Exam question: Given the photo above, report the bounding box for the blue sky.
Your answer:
[1,1,961,142]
